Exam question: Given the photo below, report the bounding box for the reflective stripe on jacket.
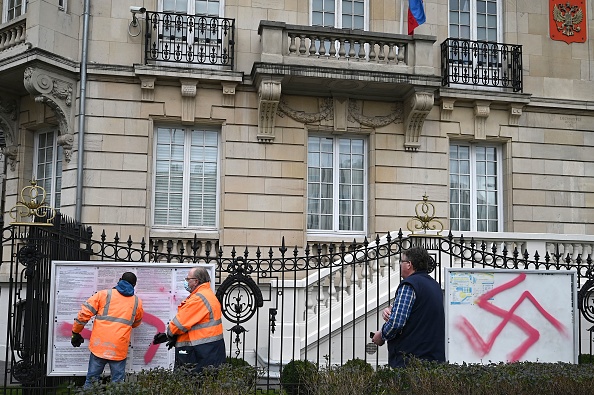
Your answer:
[72,288,144,361]
[167,282,224,347]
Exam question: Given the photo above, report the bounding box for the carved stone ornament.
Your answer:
[348,100,403,127]
[403,91,434,151]
[2,145,18,171]
[0,95,19,171]
[277,98,334,124]
[474,101,491,140]
[23,67,76,162]
[257,78,282,142]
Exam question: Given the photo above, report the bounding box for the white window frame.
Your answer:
[58,0,67,12]
[449,142,503,232]
[448,0,502,42]
[160,0,224,16]
[33,129,62,210]
[2,0,27,23]
[310,0,369,30]
[307,134,367,237]
[152,126,220,230]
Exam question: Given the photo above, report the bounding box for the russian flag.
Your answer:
[408,0,426,35]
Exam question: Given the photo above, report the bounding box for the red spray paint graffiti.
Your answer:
[455,273,568,362]
[59,312,167,364]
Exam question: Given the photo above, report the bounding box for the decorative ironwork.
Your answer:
[9,180,57,226]
[407,195,444,236]
[144,11,235,68]
[441,38,523,92]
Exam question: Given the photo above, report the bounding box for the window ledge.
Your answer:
[150,228,220,240]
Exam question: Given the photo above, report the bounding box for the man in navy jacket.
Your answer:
[372,246,445,367]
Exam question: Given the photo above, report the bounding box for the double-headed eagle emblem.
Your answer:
[553,2,583,36]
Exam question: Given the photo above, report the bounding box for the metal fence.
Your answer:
[441,38,523,92]
[144,11,235,67]
[1,214,593,393]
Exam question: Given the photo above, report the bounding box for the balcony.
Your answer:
[144,11,235,68]
[0,15,27,57]
[441,38,523,92]
[256,21,440,100]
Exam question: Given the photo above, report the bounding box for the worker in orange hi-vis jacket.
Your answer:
[153,266,226,373]
[71,272,144,388]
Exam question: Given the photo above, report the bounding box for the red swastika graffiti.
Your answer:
[455,273,568,362]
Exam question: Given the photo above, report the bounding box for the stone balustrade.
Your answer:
[258,20,437,75]
[0,17,26,52]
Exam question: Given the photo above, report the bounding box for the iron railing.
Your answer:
[441,38,523,92]
[1,214,593,393]
[144,11,235,68]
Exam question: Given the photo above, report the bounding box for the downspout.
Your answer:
[75,0,90,222]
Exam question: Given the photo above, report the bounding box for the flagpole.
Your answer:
[400,0,405,34]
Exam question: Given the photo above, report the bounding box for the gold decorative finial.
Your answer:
[9,180,56,226]
[407,194,443,236]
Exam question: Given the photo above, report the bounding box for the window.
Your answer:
[33,129,63,209]
[162,0,221,16]
[4,0,26,22]
[153,127,218,228]
[312,0,366,29]
[307,136,366,234]
[449,0,500,41]
[449,143,501,232]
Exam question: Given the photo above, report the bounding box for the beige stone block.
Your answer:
[248,195,282,211]
[102,135,148,154]
[513,157,545,174]
[85,187,123,206]
[527,13,548,36]
[511,173,532,189]
[226,141,265,159]
[122,189,147,207]
[281,162,305,179]
[54,32,79,60]
[86,98,105,117]
[264,212,303,230]
[281,196,304,213]
[85,152,124,169]
[265,142,304,162]
[223,211,266,228]
[522,76,544,97]
[87,170,146,189]
[87,116,126,135]
[141,102,165,118]
[512,205,533,221]
[124,119,150,136]
[277,127,306,145]
[225,159,250,176]
[512,189,546,206]
[511,142,532,158]
[103,100,142,119]
[220,228,248,247]
[224,193,248,210]
[233,107,258,126]
[123,153,148,172]
[265,178,304,196]
[81,206,100,225]
[98,207,147,225]
[375,167,398,183]
[544,130,583,146]
[225,176,265,193]
[247,160,282,177]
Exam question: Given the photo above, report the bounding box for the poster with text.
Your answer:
[48,261,216,376]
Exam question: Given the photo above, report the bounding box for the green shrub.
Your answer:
[280,359,318,395]
[578,354,594,364]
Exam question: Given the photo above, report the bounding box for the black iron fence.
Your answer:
[144,11,235,67]
[441,38,523,92]
[1,214,593,393]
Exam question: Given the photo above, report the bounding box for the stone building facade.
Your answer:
[0,0,592,254]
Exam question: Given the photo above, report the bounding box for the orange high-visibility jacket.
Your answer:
[72,289,143,361]
[167,282,224,347]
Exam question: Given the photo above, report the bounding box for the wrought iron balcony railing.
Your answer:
[144,11,235,68]
[441,38,522,92]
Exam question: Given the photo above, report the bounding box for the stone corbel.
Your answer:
[509,104,523,126]
[474,101,491,140]
[2,146,18,171]
[140,77,156,102]
[23,67,75,162]
[0,96,18,146]
[180,79,198,124]
[57,133,75,163]
[222,82,237,107]
[440,98,456,121]
[257,78,282,142]
[403,91,434,151]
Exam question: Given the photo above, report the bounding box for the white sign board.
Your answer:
[47,261,216,376]
[445,268,578,364]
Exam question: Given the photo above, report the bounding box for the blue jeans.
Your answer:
[84,352,127,388]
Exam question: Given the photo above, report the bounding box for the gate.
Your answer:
[1,214,593,393]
